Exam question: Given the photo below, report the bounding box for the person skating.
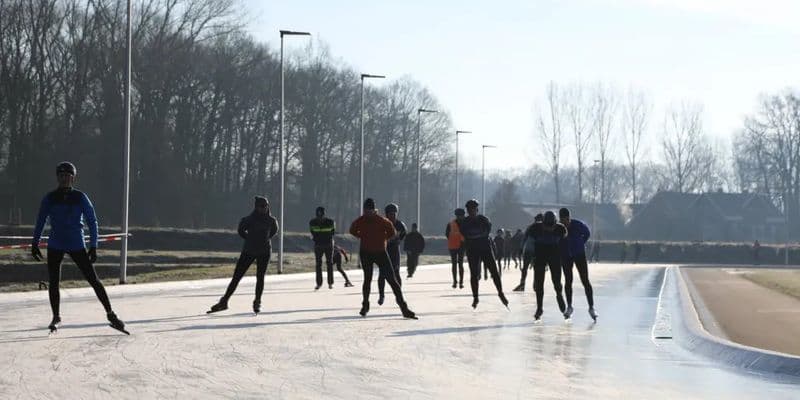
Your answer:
[456,199,509,310]
[633,241,642,264]
[309,206,336,290]
[349,198,417,319]
[404,223,425,278]
[379,203,406,305]
[208,196,278,315]
[332,244,354,287]
[511,229,524,269]
[558,208,596,321]
[514,213,543,292]
[32,162,128,334]
[445,208,466,288]
[504,230,513,270]
[528,211,568,322]
[493,230,505,274]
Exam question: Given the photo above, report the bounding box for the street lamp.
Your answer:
[592,159,600,245]
[416,108,438,232]
[279,29,311,274]
[455,130,471,209]
[119,0,132,283]
[481,145,496,215]
[359,73,385,216]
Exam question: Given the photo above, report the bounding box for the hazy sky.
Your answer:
[242,0,800,171]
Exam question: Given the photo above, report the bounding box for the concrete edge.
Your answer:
[671,266,800,378]
[0,263,453,305]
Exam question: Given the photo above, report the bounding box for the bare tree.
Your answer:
[661,102,711,193]
[593,83,617,203]
[622,88,650,203]
[563,83,595,203]
[535,81,565,202]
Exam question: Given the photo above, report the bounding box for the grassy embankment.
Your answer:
[740,269,800,301]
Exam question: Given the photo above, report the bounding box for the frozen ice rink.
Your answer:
[1,263,798,399]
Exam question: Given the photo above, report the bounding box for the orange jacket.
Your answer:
[446,219,464,250]
[349,213,397,253]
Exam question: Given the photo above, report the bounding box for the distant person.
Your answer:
[332,244,354,287]
[559,208,596,321]
[493,229,505,276]
[456,199,508,310]
[620,242,627,263]
[380,203,407,306]
[309,206,335,290]
[32,161,127,334]
[511,229,525,268]
[208,196,278,315]
[349,198,416,319]
[528,211,568,322]
[590,240,600,263]
[514,213,543,292]
[633,242,642,264]
[404,223,425,278]
[504,230,514,269]
[753,240,761,265]
[445,208,466,289]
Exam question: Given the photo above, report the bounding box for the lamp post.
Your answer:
[359,73,385,215]
[416,108,438,232]
[455,130,471,209]
[278,29,311,274]
[481,145,496,214]
[592,159,600,243]
[119,0,132,284]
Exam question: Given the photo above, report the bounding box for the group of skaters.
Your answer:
[445,202,597,322]
[29,161,594,336]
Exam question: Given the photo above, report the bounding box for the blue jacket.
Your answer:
[33,188,98,251]
[562,219,590,257]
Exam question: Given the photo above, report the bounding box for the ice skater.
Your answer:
[457,199,508,310]
[208,196,278,314]
[349,198,417,319]
[511,229,524,268]
[309,206,336,290]
[332,244,354,287]
[504,230,513,269]
[558,208,596,321]
[379,203,406,305]
[493,229,505,274]
[32,161,127,334]
[528,211,568,322]
[404,223,425,278]
[514,213,543,292]
[445,208,466,288]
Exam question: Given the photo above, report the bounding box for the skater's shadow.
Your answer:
[388,322,534,337]
[0,333,120,344]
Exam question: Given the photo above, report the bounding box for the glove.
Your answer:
[88,247,97,263]
[31,245,43,262]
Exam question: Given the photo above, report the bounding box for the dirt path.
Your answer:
[683,267,800,356]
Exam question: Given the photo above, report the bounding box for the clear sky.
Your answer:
[242,0,800,172]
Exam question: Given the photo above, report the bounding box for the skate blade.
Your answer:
[48,328,58,336]
[110,324,130,335]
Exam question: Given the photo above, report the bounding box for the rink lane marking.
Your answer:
[651,266,673,341]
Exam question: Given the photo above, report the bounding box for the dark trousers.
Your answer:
[334,260,351,283]
[562,253,594,307]
[466,244,504,301]
[533,247,566,313]
[314,246,334,287]
[360,251,407,308]
[222,251,270,303]
[379,244,402,296]
[519,251,534,287]
[406,252,421,277]
[449,248,465,285]
[47,249,112,317]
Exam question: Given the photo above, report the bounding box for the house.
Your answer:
[519,202,630,239]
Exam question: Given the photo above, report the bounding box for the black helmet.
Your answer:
[363,198,376,210]
[454,208,466,217]
[465,199,479,209]
[315,206,325,217]
[254,196,269,207]
[385,203,399,214]
[56,161,76,176]
[559,207,570,219]
[534,213,544,222]
[543,211,556,226]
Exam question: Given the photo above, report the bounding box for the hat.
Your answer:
[363,198,376,210]
[559,207,570,219]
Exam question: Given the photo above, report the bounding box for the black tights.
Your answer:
[314,246,334,287]
[562,253,594,307]
[379,245,402,297]
[449,248,465,285]
[47,249,112,317]
[360,251,407,308]
[533,247,566,313]
[222,251,270,303]
[519,251,534,287]
[466,246,504,302]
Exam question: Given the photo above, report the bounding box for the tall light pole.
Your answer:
[416,108,438,231]
[279,29,310,274]
[481,145,496,214]
[592,159,600,241]
[455,130,471,209]
[119,0,132,284]
[359,73,385,215]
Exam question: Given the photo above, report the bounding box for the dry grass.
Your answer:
[740,269,800,301]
